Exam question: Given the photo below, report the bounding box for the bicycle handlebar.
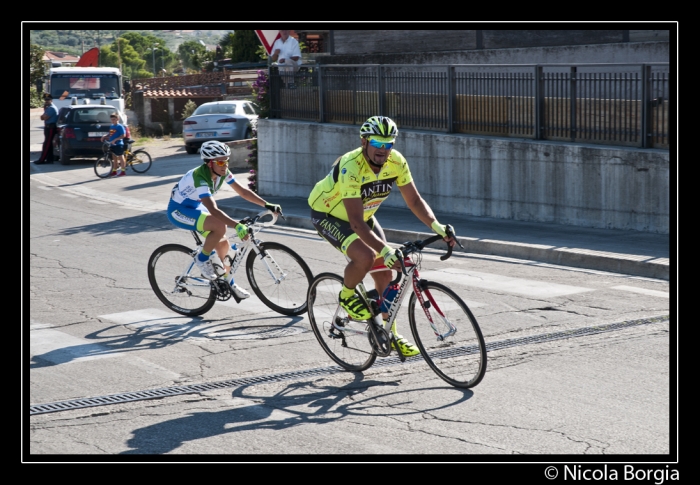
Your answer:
[397,228,464,274]
[231,209,284,239]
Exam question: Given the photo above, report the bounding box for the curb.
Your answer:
[220,204,669,281]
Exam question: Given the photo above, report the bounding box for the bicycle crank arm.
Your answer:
[367,321,392,357]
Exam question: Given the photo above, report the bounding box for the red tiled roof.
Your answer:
[142,87,224,98]
[43,51,81,62]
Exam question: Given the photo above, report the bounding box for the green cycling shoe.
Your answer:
[388,321,420,356]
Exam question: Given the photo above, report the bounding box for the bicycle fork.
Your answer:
[414,282,457,341]
[251,241,287,284]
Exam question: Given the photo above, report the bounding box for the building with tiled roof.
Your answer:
[42,51,80,68]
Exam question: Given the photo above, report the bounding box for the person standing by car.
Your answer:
[270,29,302,88]
[101,112,127,177]
[34,94,58,164]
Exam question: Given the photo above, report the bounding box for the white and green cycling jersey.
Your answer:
[171,164,236,209]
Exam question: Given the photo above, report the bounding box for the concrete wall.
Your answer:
[329,30,670,55]
[318,39,669,66]
[257,119,669,234]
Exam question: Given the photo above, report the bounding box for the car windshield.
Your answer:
[193,104,236,115]
[71,109,112,123]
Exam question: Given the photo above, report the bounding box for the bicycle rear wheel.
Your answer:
[307,273,377,371]
[245,241,313,316]
[148,244,216,316]
[408,281,487,388]
[94,154,113,178]
[129,149,152,173]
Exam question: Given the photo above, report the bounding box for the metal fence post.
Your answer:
[535,65,544,140]
[570,66,577,141]
[641,64,651,148]
[318,66,325,123]
[378,65,385,117]
[448,65,455,133]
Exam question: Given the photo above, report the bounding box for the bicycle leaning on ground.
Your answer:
[94,140,152,178]
[306,232,487,389]
[148,210,313,317]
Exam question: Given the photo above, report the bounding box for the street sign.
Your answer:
[255,30,280,55]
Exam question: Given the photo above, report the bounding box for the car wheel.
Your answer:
[59,140,72,165]
[185,144,198,155]
[245,127,253,140]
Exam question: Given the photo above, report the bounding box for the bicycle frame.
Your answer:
[187,210,284,288]
[329,236,459,356]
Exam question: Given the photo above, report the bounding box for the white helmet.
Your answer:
[200,140,231,160]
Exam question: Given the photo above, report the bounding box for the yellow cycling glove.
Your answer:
[235,223,249,240]
[379,245,402,269]
[431,220,447,237]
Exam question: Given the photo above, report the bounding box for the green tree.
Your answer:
[121,32,167,74]
[178,40,207,70]
[181,100,198,120]
[29,44,46,87]
[229,30,262,63]
[101,38,150,79]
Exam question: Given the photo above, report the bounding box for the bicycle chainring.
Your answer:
[367,322,392,357]
[211,279,232,301]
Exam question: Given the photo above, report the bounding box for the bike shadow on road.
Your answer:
[120,376,473,455]
[30,314,306,369]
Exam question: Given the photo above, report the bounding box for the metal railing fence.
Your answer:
[269,63,670,149]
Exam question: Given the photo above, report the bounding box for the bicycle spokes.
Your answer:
[420,288,457,340]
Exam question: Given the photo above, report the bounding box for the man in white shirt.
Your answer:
[271,29,302,88]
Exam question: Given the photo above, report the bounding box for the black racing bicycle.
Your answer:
[306,232,487,389]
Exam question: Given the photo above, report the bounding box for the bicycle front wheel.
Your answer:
[129,149,152,173]
[307,273,377,371]
[148,244,216,316]
[94,154,113,178]
[245,242,313,316]
[408,281,487,388]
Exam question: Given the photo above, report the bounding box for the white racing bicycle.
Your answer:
[148,210,313,317]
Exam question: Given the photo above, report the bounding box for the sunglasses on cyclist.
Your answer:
[211,158,229,166]
[368,139,394,150]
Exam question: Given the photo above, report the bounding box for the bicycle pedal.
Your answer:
[392,336,407,362]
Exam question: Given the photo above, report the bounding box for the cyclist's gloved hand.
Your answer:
[235,223,249,240]
[431,220,451,237]
[264,202,282,214]
[379,245,402,269]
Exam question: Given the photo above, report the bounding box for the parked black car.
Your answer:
[52,105,120,165]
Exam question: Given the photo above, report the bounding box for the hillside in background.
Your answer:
[30,29,233,56]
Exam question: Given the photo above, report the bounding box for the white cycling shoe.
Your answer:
[195,258,217,280]
[231,283,251,299]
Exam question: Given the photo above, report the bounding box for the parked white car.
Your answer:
[182,100,259,154]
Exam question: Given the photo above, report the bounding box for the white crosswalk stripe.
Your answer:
[420,268,594,297]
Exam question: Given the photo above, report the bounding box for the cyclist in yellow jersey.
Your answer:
[309,116,456,356]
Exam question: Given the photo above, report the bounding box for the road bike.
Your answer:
[148,210,313,317]
[306,232,487,389]
[95,141,152,178]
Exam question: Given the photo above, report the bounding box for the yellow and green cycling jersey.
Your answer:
[308,147,413,222]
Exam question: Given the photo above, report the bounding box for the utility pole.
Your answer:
[152,43,159,77]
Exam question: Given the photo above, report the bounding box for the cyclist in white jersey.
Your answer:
[167,141,282,297]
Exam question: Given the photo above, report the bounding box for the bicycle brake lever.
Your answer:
[398,252,408,275]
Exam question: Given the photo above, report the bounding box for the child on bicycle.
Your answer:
[308,116,456,356]
[101,112,127,177]
[167,140,283,299]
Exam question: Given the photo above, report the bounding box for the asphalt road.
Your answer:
[26,110,675,468]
